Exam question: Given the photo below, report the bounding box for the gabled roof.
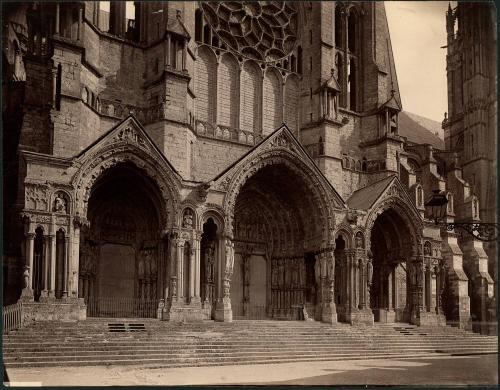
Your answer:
[74,114,182,180]
[211,123,346,208]
[347,175,396,210]
[379,93,402,112]
[322,70,341,92]
[167,15,190,39]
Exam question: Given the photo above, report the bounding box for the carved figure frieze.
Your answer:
[25,183,49,211]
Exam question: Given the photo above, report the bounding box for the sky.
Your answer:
[385,1,456,122]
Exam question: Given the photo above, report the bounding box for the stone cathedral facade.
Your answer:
[2,2,496,332]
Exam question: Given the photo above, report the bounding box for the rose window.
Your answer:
[200,1,298,62]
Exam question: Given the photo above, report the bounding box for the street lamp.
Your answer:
[424,190,498,242]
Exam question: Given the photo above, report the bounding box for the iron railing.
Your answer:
[3,302,23,334]
[86,297,158,318]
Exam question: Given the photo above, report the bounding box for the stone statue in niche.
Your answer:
[314,255,322,284]
[224,241,234,278]
[53,193,67,213]
[148,250,157,278]
[367,260,373,286]
[138,252,145,279]
[473,198,479,219]
[271,258,278,288]
[182,209,194,229]
[424,242,432,257]
[326,252,335,281]
[355,232,364,249]
[278,259,285,289]
[205,242,215,282]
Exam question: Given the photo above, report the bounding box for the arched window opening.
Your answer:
[348,59,357,110]
[212,35,219,47]
[290,54,296,72]
[362,157,367,172]
[125,1,136,40]
[297,46,303,74]
[99,1,111,33]
[335,5,343,49]
[318,136,324,155]
[203,24,211,45]
[348,11,357,53]
[195,9,204,42]
[56,63,62,110]
[337,54,345,107]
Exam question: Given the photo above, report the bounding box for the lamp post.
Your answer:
[424,190,498,242]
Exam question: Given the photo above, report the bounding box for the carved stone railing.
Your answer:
[194,120,264,146]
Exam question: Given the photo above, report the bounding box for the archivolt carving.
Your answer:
[365,196,423,250]
[72,143,180,229]
[222,148,339,241]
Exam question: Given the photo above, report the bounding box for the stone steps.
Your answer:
[4,320,497,368]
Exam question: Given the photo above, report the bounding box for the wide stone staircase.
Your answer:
[3,319,498,368]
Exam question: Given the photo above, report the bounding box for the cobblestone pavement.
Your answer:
[5,354,497,386]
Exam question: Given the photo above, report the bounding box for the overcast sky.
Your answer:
[386,1,456,122]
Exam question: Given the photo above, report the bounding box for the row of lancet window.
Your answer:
[334,4,360,112]
[194,9,303,75]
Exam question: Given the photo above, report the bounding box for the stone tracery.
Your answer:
[200,1,298,62]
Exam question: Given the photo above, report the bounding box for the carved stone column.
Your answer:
[189,241,195,301]
[40,235,51,300]
[178,239,184,300]
[49,234,56,297]
[215,237,233,322]
[242,253,250,316]
[169,233,179,301]
[321,250,337,324]
[194,232,202,299]
[21,233,36,300]
[62,237,70,298]
[70,222,81,298]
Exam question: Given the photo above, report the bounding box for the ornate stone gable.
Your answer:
[212,124,345,208]
[70,115,182,227]
[363,176,424,246]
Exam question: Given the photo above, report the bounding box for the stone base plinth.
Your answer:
[412,311,447,327]
[19,288,34,302]
[163,299,204,322]
[347,309,374,325]
[214,298,232,322]
[22,298,86,325]
[321,303,337,324]
[374,309,396,323]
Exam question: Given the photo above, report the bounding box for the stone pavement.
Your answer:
[5,354,497,386]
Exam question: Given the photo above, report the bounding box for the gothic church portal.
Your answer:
[2,2,496,332]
